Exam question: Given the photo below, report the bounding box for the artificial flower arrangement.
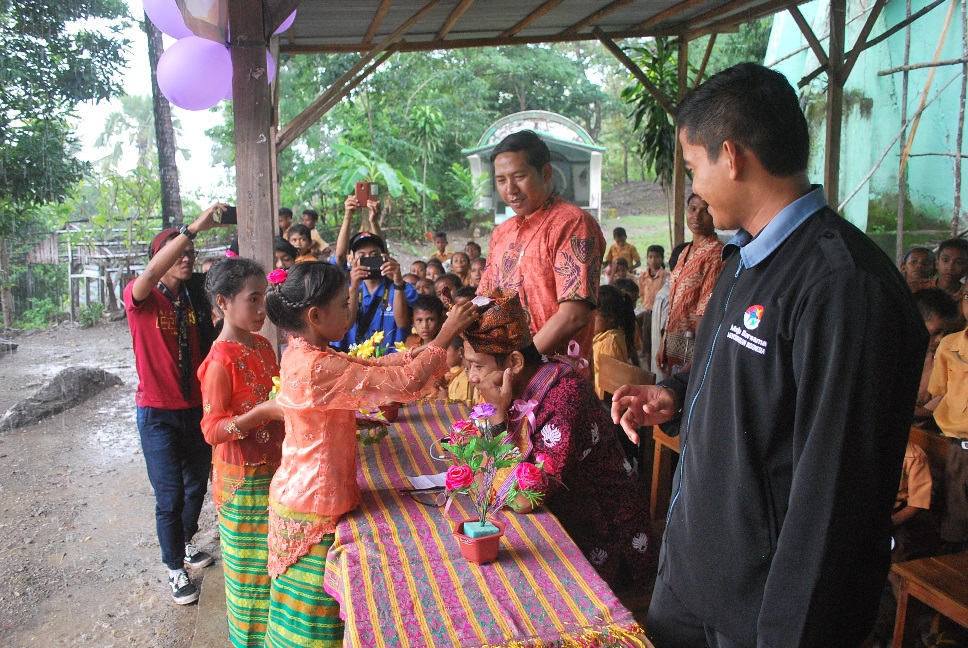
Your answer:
[442,403,552,540]
[348,330,407,359]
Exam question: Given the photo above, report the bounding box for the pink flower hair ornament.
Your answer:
[267,269,288,285]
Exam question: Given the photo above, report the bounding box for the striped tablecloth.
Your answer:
[324,401,651,648]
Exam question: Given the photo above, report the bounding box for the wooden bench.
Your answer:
[595,354,654,401]
[890,426,957,647]
[892,552,968,647]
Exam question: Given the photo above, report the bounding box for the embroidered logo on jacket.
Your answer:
[743,304,764,330]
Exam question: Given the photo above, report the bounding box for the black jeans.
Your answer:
[136,406,211,569]
[648,577,751,648]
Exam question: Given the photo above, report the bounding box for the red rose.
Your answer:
[513,462,544,490]
[445,465,474,490]
[536,453,555,474]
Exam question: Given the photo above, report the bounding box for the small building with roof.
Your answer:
[461,111,605,224]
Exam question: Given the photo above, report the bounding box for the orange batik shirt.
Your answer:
[198,335,285,510]
[478,197,606,362]
[267,336,448,577]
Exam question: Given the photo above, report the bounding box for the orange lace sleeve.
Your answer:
[309,345,447,410]
[200,359,246,446]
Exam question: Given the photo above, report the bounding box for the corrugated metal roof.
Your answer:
[276,0,801,54]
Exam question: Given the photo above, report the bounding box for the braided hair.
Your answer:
[265,261,347,332]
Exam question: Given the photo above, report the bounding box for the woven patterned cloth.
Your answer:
[323,402,651,648]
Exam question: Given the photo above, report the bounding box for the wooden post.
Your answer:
[229,0,278,344]
[897,0,911,264]
[673,38,689,246]
[824,0,846,208]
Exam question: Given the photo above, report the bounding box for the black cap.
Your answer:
[349,231,387,254]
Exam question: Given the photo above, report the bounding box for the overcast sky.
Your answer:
[73,0,228,203]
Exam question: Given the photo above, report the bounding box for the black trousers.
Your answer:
[648,577,750,648]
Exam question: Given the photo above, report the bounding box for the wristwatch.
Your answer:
[179,224,197,240]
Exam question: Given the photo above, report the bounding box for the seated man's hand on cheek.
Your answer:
[472,367,512,424]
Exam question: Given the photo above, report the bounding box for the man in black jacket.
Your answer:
[612,63,927,648]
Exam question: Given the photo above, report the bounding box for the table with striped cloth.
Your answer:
[323,401,652,648]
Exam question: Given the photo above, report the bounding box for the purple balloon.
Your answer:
[223,50,276,102]
[274,10,296,34]
[157,37,232,111]
[143,0,192,39]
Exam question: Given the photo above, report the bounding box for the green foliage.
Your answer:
[0,0,130,220]
[621,38,683,190]
[690,18,774,78]
[209,43,629,237]
[15,297,64,329]
[78,303,104,328]
[446,162,489,222]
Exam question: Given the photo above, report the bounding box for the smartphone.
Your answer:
[216,205,237,224]
[360,256,383,279]
[355,181,370,206]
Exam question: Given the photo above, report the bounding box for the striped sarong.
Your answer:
[265,534,344,648]
[219,464,274,648]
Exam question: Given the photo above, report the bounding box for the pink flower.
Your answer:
[267,269,287,285]
[445,465,474,490]
[536,453,555,474]
[224,249,239,258]
[513,462,544,490]
[470,403,496,420]
[450,419,478,443]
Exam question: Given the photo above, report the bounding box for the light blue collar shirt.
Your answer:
[723,185,829,268]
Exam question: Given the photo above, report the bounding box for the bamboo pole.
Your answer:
[898,0,959,178]
[953,0,967,235]
[880,57,968,75]
[897,0,911,265]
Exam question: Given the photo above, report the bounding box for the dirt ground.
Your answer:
[0,181,672,648]
[0,320,216,648]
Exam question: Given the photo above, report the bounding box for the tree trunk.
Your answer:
[0,236,14,329]
[145,13,183,229]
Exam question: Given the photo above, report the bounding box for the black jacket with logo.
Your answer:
[658,206,927,647]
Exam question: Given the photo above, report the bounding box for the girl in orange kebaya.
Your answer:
[198,257,285,648]
[262,261,478,647]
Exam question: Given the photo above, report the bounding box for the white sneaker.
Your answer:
[183,543,214,568]
[168,569,199,605]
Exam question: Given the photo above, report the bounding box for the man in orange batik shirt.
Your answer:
[478,130,605,365]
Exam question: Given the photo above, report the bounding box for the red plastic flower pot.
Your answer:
[452,518,505,564]
[379,403,400,423]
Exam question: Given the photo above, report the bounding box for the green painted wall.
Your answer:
[766,0,966,233]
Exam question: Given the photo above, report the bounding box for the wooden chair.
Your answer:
[651,425,680,527]
[907,425,948,484]
[595,354,654,400]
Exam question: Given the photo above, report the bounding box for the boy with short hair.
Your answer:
[901,246,936,293]
[429,231,453,267]
[441,336,479,407]
[410,260,427,279]
[928,288,968,550]
[913,288,959,423]
[935,238,968,298]
[465,241,482,261]
[610,258,630,283]
[435,274,462,305]
[415,278,435,296]
[300,209,332,261]
[425,259,444,282]
[405,294,444,348]
[278,207,293,239]
[604,227,640,276]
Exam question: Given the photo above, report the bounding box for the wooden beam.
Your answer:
[824,0,846,207]
[364,0,394,44]
[500,0,566,38]
[635,0,707,31]
[673,38,688,247]
[265,0,301,36]
[562,0,639,35]
[679,0,798,41]
[277,44,399,153]
[228,0,277,343]
[788,6,828,67]
[276,0,437,150]
[594,27,676,117]
[693,33,716,89]
[843,0,888,78]
[799,0,946,88]
[436,0,476,39]
[282,27,662,54]
[880,57,968,75]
